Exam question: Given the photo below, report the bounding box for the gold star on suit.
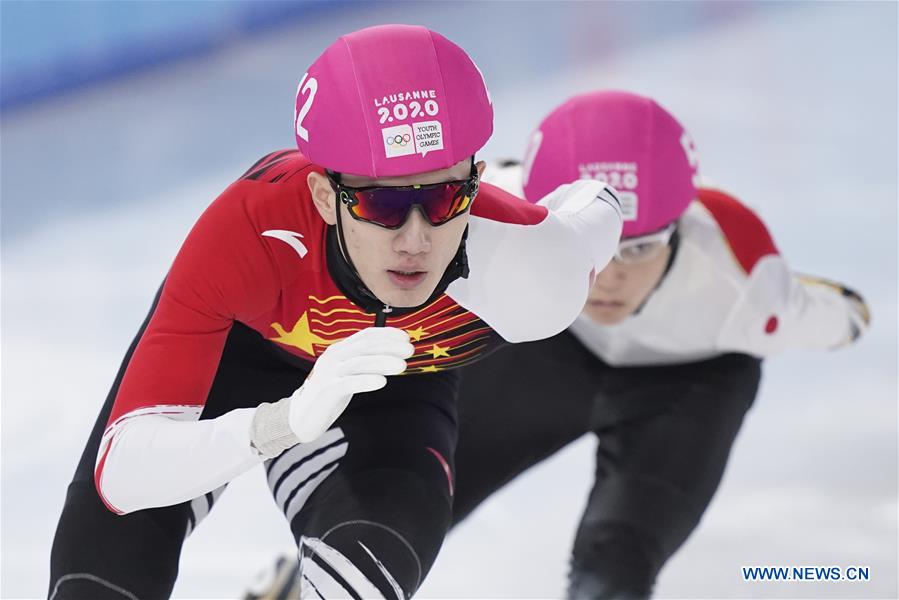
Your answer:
[269,312,329,355]
[406,326,429,342]
[427,344,450,359]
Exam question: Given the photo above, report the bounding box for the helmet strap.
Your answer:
[326,200,470,316]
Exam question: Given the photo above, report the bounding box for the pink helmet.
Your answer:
[294,25,493,178]
[522,90,700,237]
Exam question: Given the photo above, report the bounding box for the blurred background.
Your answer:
[1,1,896,598]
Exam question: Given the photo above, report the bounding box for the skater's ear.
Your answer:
[308,171,337,225]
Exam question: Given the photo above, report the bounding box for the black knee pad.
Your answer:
[301,520,424,600]
[295,467,451,598]
[568,521,660,599]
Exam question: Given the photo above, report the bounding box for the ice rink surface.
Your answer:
[2,2,896,598]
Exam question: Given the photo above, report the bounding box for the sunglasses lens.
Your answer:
[348,181,474,228]
[349,188,412,228]
[418,184,469,225]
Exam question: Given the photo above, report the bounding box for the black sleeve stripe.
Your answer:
[301,574,326,600]
[308,552,363,600]
[280,458,342,512]
[267,436,346,484]
[242,150,298,181]
[240,150,285,179]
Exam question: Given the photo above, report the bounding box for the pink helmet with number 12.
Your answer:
[522,90,700,237]
[295,24,493,178]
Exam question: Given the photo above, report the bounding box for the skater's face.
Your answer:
[309,158,484,307]
[583,239,671,325]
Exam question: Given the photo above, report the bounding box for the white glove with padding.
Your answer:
[536,179,623,271]
[250,327,413,456]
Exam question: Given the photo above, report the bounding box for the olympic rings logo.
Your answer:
[386,133,412,146]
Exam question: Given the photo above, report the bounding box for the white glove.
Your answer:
[797,275,871,347]
[843,287,871,343]
[287,327,414,443]
[536,179,619,214]
[537,179,623,271]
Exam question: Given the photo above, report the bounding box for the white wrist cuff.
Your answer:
[250,397,300,458]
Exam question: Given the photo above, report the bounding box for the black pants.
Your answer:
[49,295,458,600]
[452,330,761,599]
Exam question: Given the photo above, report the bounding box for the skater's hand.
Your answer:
[537,179,620,217]
[287,327,413,443]
[844,286,871,343]
[536,179,623,270]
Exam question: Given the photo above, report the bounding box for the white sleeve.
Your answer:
[717,255,865,356]
[447,180,622,343]
[95,407,263,515]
